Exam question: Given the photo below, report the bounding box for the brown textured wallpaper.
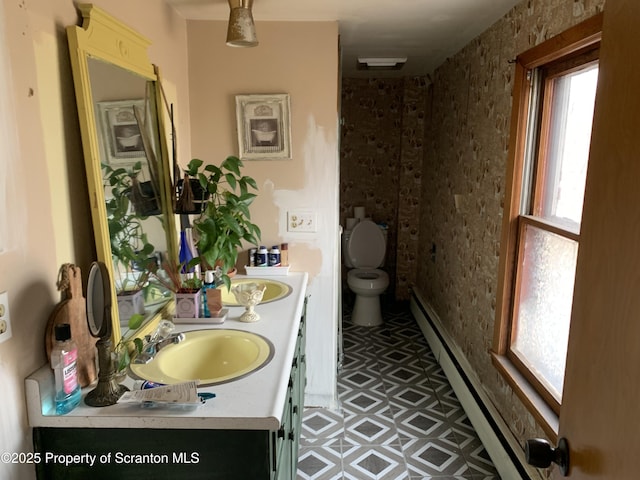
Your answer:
[417,0,605,452]
[341,0,606,460]
[340,77,426,300]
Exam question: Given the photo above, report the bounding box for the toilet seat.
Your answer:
[347,268,389,291]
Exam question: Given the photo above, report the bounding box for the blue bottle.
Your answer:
[179,230,194,273]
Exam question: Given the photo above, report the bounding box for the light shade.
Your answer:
[226,0,258,47]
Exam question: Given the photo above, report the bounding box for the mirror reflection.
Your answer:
[68,4,177,344]
[87,57,173,329]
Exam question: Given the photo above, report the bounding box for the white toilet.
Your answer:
[344,219,389,326]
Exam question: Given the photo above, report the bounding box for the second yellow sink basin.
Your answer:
[219,278,292,306]
[129,329,274,386]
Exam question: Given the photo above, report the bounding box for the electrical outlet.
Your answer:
[287,211,317,232]
[0,291,11,344]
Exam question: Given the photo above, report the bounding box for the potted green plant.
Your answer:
[103,162,156,320]
[185,156,261,290]
[150,258,203,318]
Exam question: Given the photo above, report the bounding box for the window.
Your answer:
[492,14,602,438]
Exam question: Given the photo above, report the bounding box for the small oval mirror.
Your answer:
[86,261,112,339]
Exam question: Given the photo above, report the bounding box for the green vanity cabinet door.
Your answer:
[274,303,307,480]
[275,406,293,479]
[273,377,293,480]
[275,359,297,479]
[292,309,307,468]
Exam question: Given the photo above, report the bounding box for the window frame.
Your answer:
[491,13,603,440]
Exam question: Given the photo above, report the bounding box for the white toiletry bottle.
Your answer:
[51,323,81,415]
[268,245,281,267]
[257,246,268,266]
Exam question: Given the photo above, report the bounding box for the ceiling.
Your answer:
[165,0,522,77]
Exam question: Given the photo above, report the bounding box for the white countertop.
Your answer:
[25,272,308,431]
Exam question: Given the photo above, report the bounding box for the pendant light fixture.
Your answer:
[226,0,258,47]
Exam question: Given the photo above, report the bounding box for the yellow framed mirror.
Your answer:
[67,4,177,344]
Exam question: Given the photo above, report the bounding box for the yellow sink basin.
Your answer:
[129,329,274,386]
[219,278,292,306]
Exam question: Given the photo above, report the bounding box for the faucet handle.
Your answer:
[133,332,186,365]
[149,319,176,343]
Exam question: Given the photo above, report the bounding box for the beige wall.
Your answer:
[186,20,341,407]
[416,0,605,451]
[0,1,189,478]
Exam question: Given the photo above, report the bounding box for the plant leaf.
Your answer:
[221,155,241,176]
[225,173,237,190]
[128,313,144,330]
[132,337,144,354]
[242,176,258,190]
[118,349,130,371]
[186,158,203,176]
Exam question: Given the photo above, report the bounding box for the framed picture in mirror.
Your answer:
[235,94,292,160]
[97,99,146,165]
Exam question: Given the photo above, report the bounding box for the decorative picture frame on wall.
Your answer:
[97,99,146,165]
[235,94,292,160]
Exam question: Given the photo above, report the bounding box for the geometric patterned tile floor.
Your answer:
[297,301,501,479]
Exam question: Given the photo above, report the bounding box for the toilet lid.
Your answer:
[346,220,385,268]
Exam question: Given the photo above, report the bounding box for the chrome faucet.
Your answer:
[133,332,186,364]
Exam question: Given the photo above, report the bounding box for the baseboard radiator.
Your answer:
[410,288,541,480]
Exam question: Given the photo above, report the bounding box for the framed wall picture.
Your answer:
[97,99,146,165]
[235,94,292,160]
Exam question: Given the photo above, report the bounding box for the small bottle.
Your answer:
[248,248,257,267]
[269,245,281,267]
[178,230,194,274]
[256,246,268,267]
[202,270,216,317]
[280,243,289,266]
[51,323,81,415]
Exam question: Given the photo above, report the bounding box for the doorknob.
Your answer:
[525,437,570,476]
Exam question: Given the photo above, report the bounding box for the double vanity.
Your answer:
[26,272,308,480]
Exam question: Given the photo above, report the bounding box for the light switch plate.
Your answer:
[287,211,317,232]
[0,291,11,344]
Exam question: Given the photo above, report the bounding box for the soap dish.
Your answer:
[173,309,228,325]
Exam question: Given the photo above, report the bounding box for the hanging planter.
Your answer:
[128,178,161,216]
[175,175,209,214]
